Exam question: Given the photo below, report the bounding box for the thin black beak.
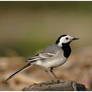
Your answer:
[72,37,79,40]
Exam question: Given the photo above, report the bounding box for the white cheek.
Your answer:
[58,39,63,46]
[58,39,65,46]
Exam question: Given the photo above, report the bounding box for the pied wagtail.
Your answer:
[6,34,79,81]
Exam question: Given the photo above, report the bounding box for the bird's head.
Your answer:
[56,34,79,47]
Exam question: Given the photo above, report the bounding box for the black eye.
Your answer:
[66,37,69,40]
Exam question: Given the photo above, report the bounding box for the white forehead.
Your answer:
[57,35,73,46]
[60,35,72,40]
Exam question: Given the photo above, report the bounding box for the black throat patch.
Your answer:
[62,43,71,58]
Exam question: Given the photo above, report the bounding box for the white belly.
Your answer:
[35,50,67,69]
[36,57,67,68]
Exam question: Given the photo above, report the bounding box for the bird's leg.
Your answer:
[44,69,54,81]
[49,67,60,82]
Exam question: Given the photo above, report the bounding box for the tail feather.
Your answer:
[6,63,31,81]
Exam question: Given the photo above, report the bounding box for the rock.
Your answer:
[23,81,89,91]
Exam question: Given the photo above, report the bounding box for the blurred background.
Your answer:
[0,1,92,90]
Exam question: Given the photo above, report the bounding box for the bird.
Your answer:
[6,34,79,81]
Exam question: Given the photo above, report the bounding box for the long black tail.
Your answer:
[6,63,31,81]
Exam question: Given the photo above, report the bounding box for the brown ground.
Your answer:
[0,47,92,91]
